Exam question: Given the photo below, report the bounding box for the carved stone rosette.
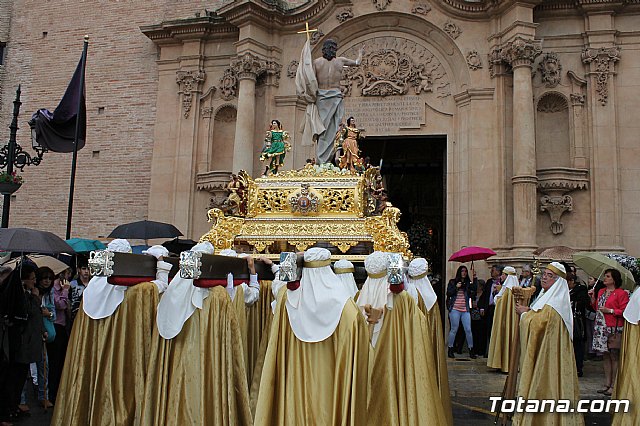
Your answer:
[581,46,621,106]
[373,0,391,11]
[287,60,299,78]
[310,29,324,46]
[340,37,450,98]
[500,37,542,68]
[411,3,431,15]
[336,8,354,23]
[176,69,206,118]
[443,21,462,39]
[539,52,562,87]
[466,50,482,71]
[536,168,589,235]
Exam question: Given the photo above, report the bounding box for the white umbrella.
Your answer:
[3,254,70,275]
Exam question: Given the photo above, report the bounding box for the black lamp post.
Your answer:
[0,85,47,227]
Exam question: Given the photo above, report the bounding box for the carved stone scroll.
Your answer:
[219,67,238,100]
[287,60,299,78]
[411,3,431,15]
[176,69,206,118]
[466,50,482,71]
[373,0,391,11]
[581,46,621,106]
[539,52,562,88]
[443,21,462,39]
[336,8,354,23]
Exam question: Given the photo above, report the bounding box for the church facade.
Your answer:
[1,0,639,270]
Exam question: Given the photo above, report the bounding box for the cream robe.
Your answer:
[487,287,518,373]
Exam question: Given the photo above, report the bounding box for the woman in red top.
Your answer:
[588,268,630,396]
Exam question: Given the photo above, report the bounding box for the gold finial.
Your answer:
[297,22,318,41]
[84,35,89,41]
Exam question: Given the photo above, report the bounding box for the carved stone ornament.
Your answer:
[539,52,562,88]
[336,8,354,23]
[443,21,462,39]
[287,60,299,78]
[537,93,568,113]
[176,69,206,118]
[340,37,451,98]
[196,170,235,210]
[310,29,324,46]
[411,3,431,15]
[540,194,573,235]
[466,50,482,71]
[500,37,542,67]
[264,60,282,86]
[537,167,588,235]
[219,67,238,101]
[231,52,267,80]
[570,93,585,106]
[488,47,504,78]
[581,46,621,106]
[373,0,391,11]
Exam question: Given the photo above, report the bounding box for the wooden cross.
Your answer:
[297,22,318,41]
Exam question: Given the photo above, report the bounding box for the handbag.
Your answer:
[42,294,56,343]
[607,316,622,349]
[43,317,56,343]
[470,307,481,321]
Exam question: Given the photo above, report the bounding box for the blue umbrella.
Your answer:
[65,238,106,253]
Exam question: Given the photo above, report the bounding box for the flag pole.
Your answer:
[65,35,88,240]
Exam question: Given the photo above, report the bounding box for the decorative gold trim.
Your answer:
[303,260,332,268]
[547,263,566,279]
[334,267,355,274]
[367,271,387,279]
[409,271,428,280]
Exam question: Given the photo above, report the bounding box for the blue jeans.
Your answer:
[37,350,49,401]
[448,309,473,349]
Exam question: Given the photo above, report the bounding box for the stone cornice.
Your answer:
[536,167,589,191]
[140,14,238,43]
[216,0,347,29]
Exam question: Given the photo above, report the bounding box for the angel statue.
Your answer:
[260,119,291,176]
[334,116,364,172]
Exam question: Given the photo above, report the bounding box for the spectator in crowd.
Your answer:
[470,279,488,358]
[446,265,478,359]
[36,267,56,409]
[69,258,91,323]
[589,269,629,396]
[480,265,503,356]
[47,267,71,405]
[566,267,589,377]
[585,276,604,361]
[519,264,541,301]
[0,262,44,423]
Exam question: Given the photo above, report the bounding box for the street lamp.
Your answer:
[0,85,47,227]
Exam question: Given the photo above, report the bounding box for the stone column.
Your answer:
[502,37,541,251]
[231,52,266,176]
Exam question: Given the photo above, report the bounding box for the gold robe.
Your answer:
[369,292,449,426]
[232,285,248,382]
[51,281,159,426]
[513,305,584,426]
[487,287,518,372]
[612,322,640,426]
[141,286,252,426]
[418,296,453,426]
[254,288,369,426]
[247,280,275,415]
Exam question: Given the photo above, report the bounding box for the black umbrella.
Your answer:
[108,220,183,240]
[0,227,75,254]
[162,237,197,255]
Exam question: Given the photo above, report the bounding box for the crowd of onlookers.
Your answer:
[445,262,631,395]
[0,256,92,423]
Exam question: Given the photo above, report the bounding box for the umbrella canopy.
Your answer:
[108,220,183,240]
[162,237,197,255]
[533,245,576,261]
[449,246,497,263]
[3,254,69,275]
[66,238,106,253]
[0,227,75,254]
[572,252,636,291]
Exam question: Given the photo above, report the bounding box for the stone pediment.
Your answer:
[340,37,450,98]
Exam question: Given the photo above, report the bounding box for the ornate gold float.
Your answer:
[200,165,411,259]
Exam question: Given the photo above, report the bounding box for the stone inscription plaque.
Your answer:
[344,96,425,135]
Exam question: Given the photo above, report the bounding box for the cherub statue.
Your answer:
[221,173,247,216]
[260,119,291,176]
[334,116,364,172]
